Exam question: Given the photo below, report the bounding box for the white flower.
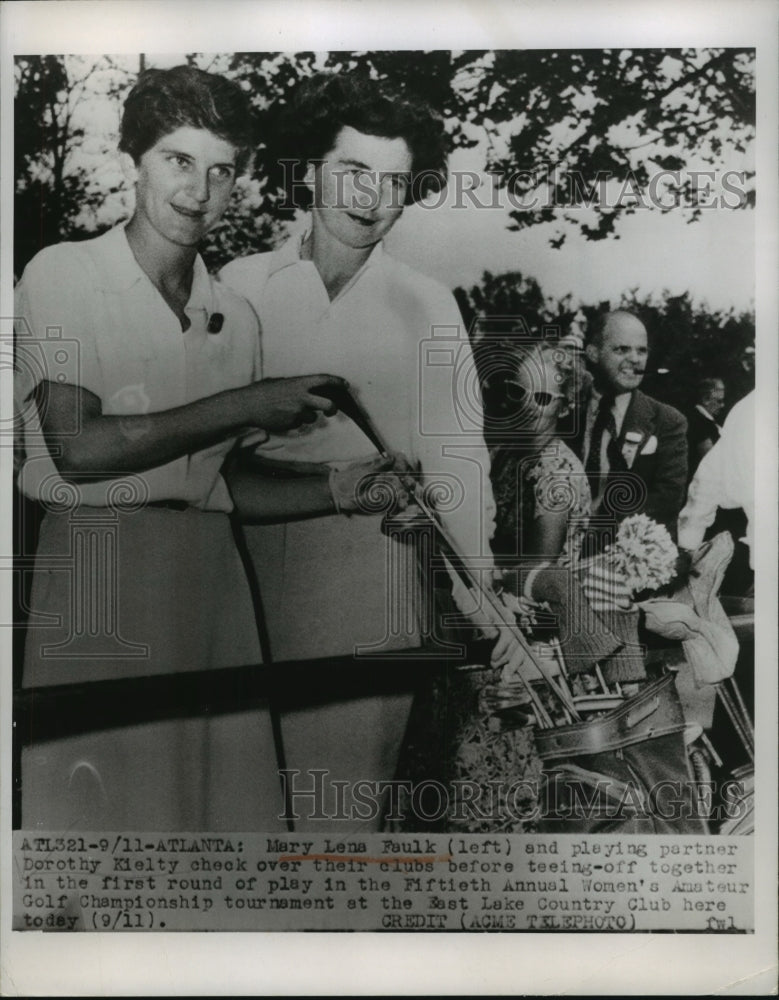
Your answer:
[581,514,678,604]
[609,514,678,594]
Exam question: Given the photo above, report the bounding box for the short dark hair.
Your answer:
[277,72,448,207]
[119,65,255,172]
[697,376,725,398]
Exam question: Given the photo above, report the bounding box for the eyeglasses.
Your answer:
[504,380,566,408]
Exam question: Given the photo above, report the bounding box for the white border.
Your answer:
[1,0,776,995]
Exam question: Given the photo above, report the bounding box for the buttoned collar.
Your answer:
[92,223,215,314]
[184,255,214,314]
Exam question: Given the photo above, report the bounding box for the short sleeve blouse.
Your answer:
[15,226,261,511]
[490,437,591,566]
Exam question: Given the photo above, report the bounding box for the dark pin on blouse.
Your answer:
[207,313,224,334]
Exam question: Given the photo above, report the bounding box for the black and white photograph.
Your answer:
[1,0,776,994]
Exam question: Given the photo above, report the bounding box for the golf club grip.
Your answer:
[314,383,391,457]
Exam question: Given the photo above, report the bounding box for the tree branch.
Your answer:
[550,49,739,163]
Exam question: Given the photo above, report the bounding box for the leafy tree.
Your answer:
[15,48,755,271]
[455,270,755,420]
[458,48,755,245]
[455,268,578,337]
[14,55,133,276]
[217,47,755,262]
[613,290,755,411]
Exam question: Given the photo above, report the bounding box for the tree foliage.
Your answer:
[15,48,755,273]
[220,47,755,259]
[614,288,755,411]
[13,55,132,276]
[455,269,755,422]
[459,48,755,245]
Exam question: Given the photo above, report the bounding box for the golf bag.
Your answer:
[534,672,710,833]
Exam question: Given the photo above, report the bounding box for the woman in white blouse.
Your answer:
[16,66,396,832]
[220,74,524,833]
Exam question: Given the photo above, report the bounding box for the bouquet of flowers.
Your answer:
[581,514,678,612]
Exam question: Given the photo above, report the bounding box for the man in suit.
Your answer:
[575,310,688,552]
[686,376,725,477]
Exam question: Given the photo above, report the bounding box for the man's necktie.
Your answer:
[585,394,618,495]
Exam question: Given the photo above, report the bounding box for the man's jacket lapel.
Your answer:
[618,390,656,470]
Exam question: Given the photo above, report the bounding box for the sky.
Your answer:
[385,144,755,312]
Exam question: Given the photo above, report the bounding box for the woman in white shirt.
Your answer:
[220,74,523,833]
[17,66,394,831]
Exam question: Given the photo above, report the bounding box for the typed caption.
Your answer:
[14,832,752,933]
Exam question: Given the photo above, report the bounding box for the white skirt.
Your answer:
[21,506,286,831]
[23,506,261,686]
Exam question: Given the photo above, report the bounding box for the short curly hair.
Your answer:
[119,65,256,172]
[275,72,448,207]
